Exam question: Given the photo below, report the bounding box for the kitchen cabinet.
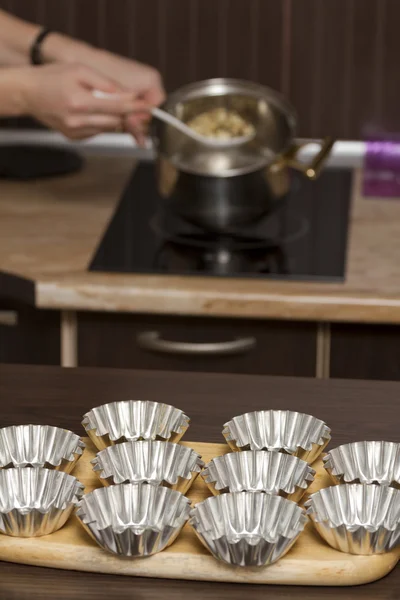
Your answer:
[330,324,400,381]
[78,312,317,377]
[0,302,60,365]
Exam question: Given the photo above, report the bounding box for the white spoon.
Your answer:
[150,106,255,148]
[93,90,254,148]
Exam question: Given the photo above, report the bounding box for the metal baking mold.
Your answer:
[323,441,400,487]
[82,400,190,451]
[76,482,191,557]
[92,440,204,493]
[305,483,400,555]
[190,491,306,567]
[222,410,331,463]
[0,467,84,537]
[201,450,315,502]
[0,424,85,473]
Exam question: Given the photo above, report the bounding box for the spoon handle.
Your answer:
[151,107,197,138]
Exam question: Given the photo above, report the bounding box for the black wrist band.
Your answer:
[30,28,53,65]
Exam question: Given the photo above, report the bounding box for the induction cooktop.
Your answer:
[89,161,353,282]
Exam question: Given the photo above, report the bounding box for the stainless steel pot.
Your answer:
[152,79,333,233]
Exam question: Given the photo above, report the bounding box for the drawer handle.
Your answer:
[0,311,18,326]
[136,331,256,356]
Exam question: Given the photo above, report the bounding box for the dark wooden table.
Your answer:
[0,364,399,599]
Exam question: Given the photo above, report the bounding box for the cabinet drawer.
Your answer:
[78,312,317,377]
[0,303,60,365]
[331,323,400,381]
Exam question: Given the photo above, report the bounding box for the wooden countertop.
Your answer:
[1,363,399,598]
[1,155,400,323]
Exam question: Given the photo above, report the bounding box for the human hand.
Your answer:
[21,62,140,139]
[69,48,165,143]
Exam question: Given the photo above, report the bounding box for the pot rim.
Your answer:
[155,78,298,177]
[163,78,297,130]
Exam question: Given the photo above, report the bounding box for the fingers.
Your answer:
[131,99,152,114]
[84,92,152,117]
[125,100,152,128]
[63,63,164,141]
[75,64,118,94]
[124,112,149,146]
[64,91,152,140]
[79,114,123,130]
[141,77,166,106]
[146,86,166,107]
[125,121,147,146]
[122,100,153,146]
[140,69,166,107]
[72,65,135,115]
[68,90,135,116]
[87,91,138,115]
[62,114,123,139]
[62,127,104,140]
[132,130,147,147]
[127,81,165,144]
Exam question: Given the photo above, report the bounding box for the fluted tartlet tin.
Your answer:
[190,492,307,567]
[82,400,190,451]
[305,484,400,555]
[323,441,400,487]
[0,468,84,537]
[222,410,331,463]
[201,450,315,502]
[0,425,85,473]
[76,483,191,557]
[91,440,204,493]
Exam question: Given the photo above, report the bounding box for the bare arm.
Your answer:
[0,9,164,140]
[0,9,96,67]
[0,11,130,124]
[0,68,27,115]
[0,9,40,65]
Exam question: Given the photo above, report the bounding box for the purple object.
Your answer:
[363,141,400,197]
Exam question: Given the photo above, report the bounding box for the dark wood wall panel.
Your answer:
[382,0,400,134]
[163,0,193,91]
[257,0,284,92]
[41,0,72,35]
[74,0,102,47]
[102,0,132,57]
[305,0,349,138]
[224,0,253,79]
[6,0,39,23]
[289,0,317,136]
[1,0,400,139]
[132,0,161,72]
[350,0,382,138]
[192,0,222,81]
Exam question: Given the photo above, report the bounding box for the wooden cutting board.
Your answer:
[0,438,398,586]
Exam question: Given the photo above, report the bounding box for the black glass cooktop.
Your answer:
[90,162,353,282]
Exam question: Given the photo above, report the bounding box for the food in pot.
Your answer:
[186,107,255,140]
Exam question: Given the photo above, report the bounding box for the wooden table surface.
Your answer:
[0,363,399,599]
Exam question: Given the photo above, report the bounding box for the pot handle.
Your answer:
[283,137,334,180]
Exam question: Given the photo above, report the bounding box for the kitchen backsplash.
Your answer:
[0,0,399,139]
